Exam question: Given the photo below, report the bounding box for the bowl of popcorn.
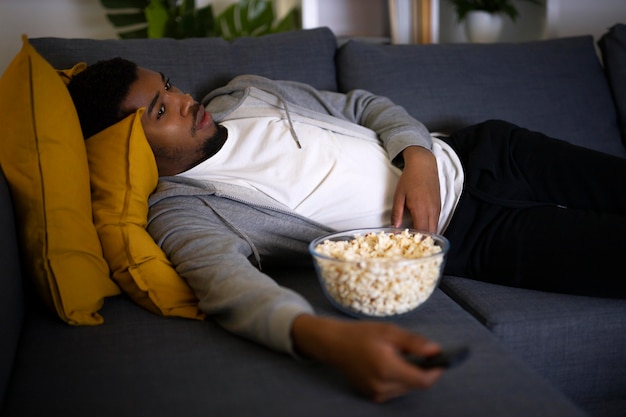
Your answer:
[309,228,449,318]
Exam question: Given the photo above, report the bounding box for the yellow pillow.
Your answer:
[0,36,120,325]
[57,61,87,85]
[86,108,205,320]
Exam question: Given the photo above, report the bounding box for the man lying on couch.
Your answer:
[67,57,626,403]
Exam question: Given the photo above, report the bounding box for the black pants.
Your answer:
[442,120,626,298]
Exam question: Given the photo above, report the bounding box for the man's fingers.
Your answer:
[366,361,444,403]
[391,195,406,228]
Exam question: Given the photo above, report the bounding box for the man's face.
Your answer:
[121,67,220,176]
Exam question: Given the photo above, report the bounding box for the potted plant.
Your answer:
[99,0,300,40]
[447,0,542,43]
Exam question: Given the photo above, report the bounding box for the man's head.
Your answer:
[67,57,138,140]
[68,58,227,176]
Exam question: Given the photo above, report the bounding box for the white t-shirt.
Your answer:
[179,104,463,233]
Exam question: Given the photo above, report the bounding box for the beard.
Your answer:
[200,123,228,160]
[149,121,228,175]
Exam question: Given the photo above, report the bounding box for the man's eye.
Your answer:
[157,105,165,119]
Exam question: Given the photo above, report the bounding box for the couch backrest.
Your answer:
[336,35,626,158]
[31,27,625,160]
[0,166,24,408]
[30,27,339,102]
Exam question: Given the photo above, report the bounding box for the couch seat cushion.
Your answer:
[441,275,626,417]
[3,268,587,417]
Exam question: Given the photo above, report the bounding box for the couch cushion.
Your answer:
[86,109,204,320]
[3,268,587,417]
[0,36,120,326]
[30,27,338,102]
[599,23,626,148]
[441,275,626,417]
[336,35,625,158]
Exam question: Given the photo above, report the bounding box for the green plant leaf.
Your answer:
[178,10,198,38]
[196,5,217,37]
[217,0,276,40]
[101,0,298,39]
[180,0,195,16]
[161,1,216,39]
[145,0,170,38]
[106,12,146,27]
[501,4,519,21]
[271,7,300,34]
[100,0,149,9]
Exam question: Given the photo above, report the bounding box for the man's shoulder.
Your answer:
[149,176,289,214]
[148,176,214,207]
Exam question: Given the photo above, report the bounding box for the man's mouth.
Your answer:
[194,104,212,131]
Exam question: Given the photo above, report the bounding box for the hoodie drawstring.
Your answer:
[277,96,302,149]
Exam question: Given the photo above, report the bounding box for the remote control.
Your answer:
[404,345,470,369]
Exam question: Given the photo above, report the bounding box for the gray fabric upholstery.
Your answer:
[441,276,626,417]
[0,168,23,408]
[599,23,626,147]
[336,36,625,158]
[30,27,339,100]
[2,268,586,417]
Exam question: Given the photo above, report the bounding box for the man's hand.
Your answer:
[391,146,441,233]
[291,314,444,403]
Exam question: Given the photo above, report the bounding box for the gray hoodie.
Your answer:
[147,75,433,355]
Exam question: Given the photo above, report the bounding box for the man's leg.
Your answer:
[469,203,626,297]
[442,120,626,297]
[446,119,626,212]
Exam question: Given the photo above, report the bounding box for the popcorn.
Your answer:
[313,229,444,317]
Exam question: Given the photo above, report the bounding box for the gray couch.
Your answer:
[2,24,626,417]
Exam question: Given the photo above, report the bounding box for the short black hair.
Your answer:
[67,57,138,139]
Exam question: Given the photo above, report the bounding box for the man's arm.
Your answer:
[307,86,441,232]
[148,182,445,401]
[206,75,434,162]
[206,75,443,231]
[321,88,442,232]
[148,188,315,354]
[296,85,434,162]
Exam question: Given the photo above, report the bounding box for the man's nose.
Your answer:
[178,93,195,116]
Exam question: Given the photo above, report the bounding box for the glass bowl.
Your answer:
[309,227,449,319]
